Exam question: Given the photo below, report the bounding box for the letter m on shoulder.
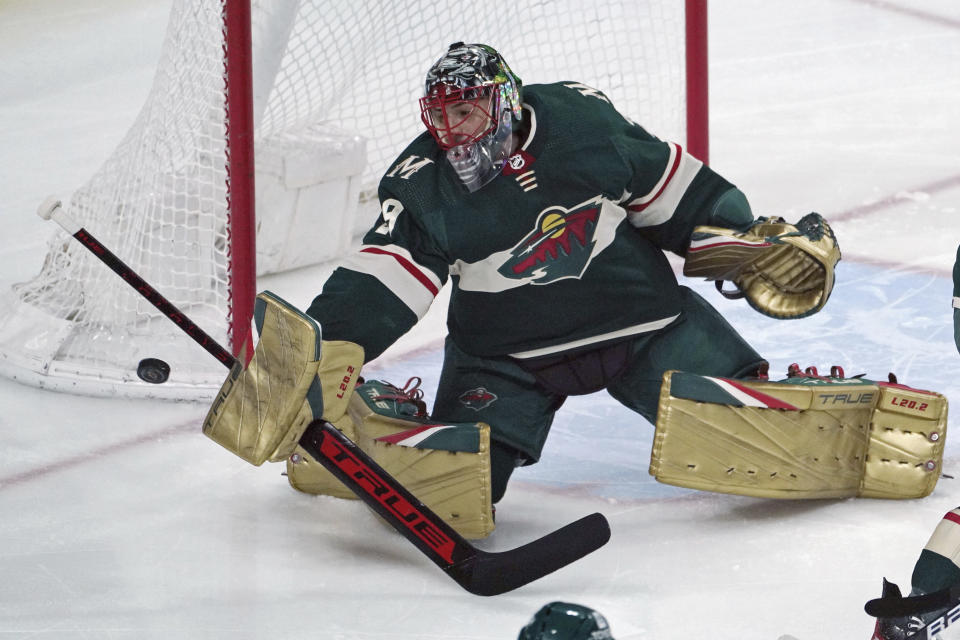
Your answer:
[386,155,434,179]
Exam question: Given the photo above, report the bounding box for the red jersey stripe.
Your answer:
[628,143,684,213]
[360,246,440,296]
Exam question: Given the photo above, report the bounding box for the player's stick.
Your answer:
[865,584,960,618]
[37,197,610,596]
[36,198,236,370]
[865,581,960,640]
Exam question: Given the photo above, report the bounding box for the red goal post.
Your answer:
[0,0,709,400]
[686,0,710,164]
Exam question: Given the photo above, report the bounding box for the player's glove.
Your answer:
[202,291,363,465]
[683,212,841,319]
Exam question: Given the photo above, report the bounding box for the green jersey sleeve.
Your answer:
[610,128,753,256]
[306,171,450,361]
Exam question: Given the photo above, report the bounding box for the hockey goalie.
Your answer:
[202,42,946,540]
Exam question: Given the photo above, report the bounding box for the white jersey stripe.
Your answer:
[626,143,703,228]
[511,313,679,358]
[340,244,442,319]
[629,142,680,208]
[924,509,960,565]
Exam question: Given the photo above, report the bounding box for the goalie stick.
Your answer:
[37,196,611,596]
[865,584,960,640]
[866,586,960,618]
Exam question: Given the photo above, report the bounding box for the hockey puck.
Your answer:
[137,358,171,384]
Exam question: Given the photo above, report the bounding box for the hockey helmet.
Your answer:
[517,602,614,640]
[419,42,523,191]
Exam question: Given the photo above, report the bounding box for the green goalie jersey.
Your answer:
[307,82,749,361]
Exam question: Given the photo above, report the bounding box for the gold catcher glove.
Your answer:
[202,291,364,466]
[683,212,841,319]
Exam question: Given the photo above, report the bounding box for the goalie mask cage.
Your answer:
[0,0,708,401]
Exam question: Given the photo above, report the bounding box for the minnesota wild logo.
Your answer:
[458,387,498,411]
[498,198,601,283]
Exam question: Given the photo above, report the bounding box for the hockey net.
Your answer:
[0,0,703,401]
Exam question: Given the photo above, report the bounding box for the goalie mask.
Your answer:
[517,602,615,640]
[420,42,522,192]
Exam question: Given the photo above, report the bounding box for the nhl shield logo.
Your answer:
[503,149,535,175]
[458,387,498,411]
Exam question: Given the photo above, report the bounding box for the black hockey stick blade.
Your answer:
[446,512,610,596]
[865,585,960,617]
[298,419,610,596]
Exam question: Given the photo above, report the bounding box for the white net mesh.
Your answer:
[267,1,688,195]
[0,0,689,400]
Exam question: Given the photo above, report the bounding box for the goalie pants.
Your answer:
[432,286,766,502]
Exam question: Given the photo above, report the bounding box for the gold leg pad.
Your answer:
[650,371,946,499]
[286,380,495,539]
[860,384,947,498]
